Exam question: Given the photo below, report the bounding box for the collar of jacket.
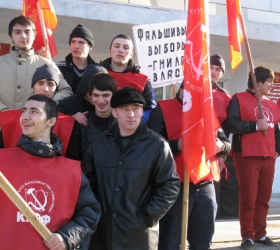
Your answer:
[88,107,116,126]
[100,57,141,73]
[106,122,149,140]
[11,46,34,62]
[17,133,63,158]
[65,53,96,68]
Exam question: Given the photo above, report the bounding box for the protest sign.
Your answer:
[132,20,186,88]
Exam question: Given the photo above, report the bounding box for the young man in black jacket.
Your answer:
[57,24,97,94]
[0,94,101,250]
[148,84,231,250]
[66,73,118,160]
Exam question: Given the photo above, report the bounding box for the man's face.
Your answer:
[11,24,35,50]
[112,104,143,136]
[33,79,57,99]
[70,37,92,60]
[20,100,54,142]
[210,65,224,84]
[109,38,133,66]
[258,78,274,96]
[91,89,113,118]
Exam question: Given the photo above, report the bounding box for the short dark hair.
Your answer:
[109,34,133,50]
[88,73,118,95]
[247,66,275,89]
[8,15,36,37]
[27,95,58,122]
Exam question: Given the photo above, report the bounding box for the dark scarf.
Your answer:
[17,133,63,158]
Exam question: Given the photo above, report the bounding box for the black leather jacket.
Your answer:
[66,108,116,160]
[82,122,179,250]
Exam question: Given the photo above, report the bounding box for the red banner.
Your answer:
[22,0,58,58]
[182,0,217,184]
[226,0,243,70]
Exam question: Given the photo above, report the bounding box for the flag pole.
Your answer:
[239,10,267,136]
[180,168,189,250]
[37,1,51,59]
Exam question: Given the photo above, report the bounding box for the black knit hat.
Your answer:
[31,64,60,87]
[69,24,94,46]
[77,65,108,95]
[110,87,146,108]
[210,54,225,73]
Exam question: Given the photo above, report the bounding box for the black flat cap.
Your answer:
[110,87,146,108]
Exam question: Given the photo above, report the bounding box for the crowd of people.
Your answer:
[0,14,278,250]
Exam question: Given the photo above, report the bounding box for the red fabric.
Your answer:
[233,152,275,241]
[22,0,58,58]
[108,71,147,93]
[212,89,231,124]
[226,0,243,70]
[0,147,81,249]
[0,110,74,156]
[159,99,221,183]
[158,99,184,182]
[236,92,280,157]
[182,0,218,184]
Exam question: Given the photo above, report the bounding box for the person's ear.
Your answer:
[47,117,56,127]
[130,50,134,59]
[112,108,117,118]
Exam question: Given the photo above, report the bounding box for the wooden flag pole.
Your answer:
[0,172,52,241]
[239,11,267,136]
[172,83,178,98]
[37,1,51,59]
[180,168,189,250]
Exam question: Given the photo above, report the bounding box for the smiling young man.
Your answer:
[82,87,179,249]
[57,24,98,94]
[66,73,117,160]
[100,34,156,122]
[226,66,280,249]
[0,94,101,250]
[0,15,72,112]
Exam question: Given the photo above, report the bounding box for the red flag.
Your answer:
[22,0,58,58]
[182,0,217,184]
[226,0,243,70]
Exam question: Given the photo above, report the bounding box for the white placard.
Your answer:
[132,20,186,88]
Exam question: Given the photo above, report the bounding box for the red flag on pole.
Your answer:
[182,0,217,184]
[226,0,243,70]
[22,0,58,58]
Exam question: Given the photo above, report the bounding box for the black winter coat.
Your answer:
[82,122,180,250]
[57,53,97,93]
[66,109,116,160]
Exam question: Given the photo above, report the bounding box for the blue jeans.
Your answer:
[158,181,217,250]
[188,180,217,250]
